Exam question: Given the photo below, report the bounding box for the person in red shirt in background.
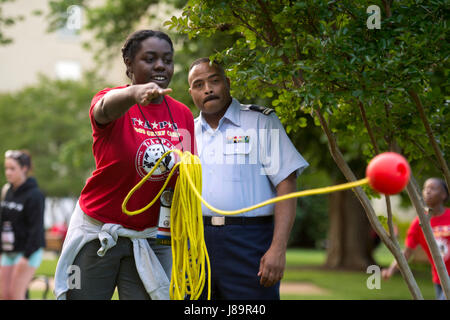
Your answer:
[382,178,450,300]
[54,30,195,300]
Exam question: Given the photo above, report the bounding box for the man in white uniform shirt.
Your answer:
[188,58,309,299]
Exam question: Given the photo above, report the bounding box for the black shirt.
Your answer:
[0,177,46,258]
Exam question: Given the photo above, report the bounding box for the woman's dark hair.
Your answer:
[5,149,32,173]
[121,30,174,79]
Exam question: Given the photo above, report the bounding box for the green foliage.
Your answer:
[0,73,106,196]
[289,195,329,248]
[169,0,449,183]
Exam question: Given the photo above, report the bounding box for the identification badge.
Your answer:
[156,189,173,246]
[1,221,15,251]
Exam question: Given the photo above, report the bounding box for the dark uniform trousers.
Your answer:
[201,216,280,300]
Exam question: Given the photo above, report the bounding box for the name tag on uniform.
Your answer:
[224,135,251,155]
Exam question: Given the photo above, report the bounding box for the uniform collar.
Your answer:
[222,98,241,127]
[198,97,241,131]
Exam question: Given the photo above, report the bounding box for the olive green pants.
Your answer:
[66,237,171,300]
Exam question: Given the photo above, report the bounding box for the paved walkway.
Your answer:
[280,282,329,296]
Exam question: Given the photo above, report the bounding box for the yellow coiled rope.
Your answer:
[122,149,369,300]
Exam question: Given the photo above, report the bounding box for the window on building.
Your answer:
[55,60,81,80]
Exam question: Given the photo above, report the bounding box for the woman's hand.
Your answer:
[133,82,172,105]
[93,83,173,125]
[381,267,395,280]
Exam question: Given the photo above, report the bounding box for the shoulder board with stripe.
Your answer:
[248,105,275,115]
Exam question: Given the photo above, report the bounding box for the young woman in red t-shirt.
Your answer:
[54,30,195,300]
[382,178,450,300]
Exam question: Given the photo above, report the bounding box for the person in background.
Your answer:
[382,177,450,300]
[0,150,46,300]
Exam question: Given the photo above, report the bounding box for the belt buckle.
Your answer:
[211,216,225,226]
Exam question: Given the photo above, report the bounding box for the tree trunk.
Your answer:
[326,189,376,270]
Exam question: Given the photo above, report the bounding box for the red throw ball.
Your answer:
[366,152,411,195]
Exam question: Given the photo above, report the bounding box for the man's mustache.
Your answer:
[204,95,219,103]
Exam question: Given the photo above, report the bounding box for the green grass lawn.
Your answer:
[29,245,437,300]
[282,245,436,300]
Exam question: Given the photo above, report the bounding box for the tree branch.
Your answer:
[384,195,396,241]
[291,29,305,85]
[229,6,271,45]
[314,106,423,299]
[256,0,281,45]
[408,89,450,190]
[258,78,285,89]
[358,100,380,154]
[358,101,399,251]
[382,0,392,18]
[404,136,442,169]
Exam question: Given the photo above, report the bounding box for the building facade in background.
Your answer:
[0,0,127,92]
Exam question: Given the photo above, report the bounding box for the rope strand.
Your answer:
[122,149,369,300]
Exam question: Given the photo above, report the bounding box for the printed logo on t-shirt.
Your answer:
[433,225,450,262]
[435,237,450,262]
[135,138,176,181]
[0,201,24,212]
[433,225,450,238]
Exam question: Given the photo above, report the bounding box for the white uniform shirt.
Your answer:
[195,98,309,217]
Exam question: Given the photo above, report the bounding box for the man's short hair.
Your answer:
[189,57,226,77]
[435,178,450,202]
[426,178,450,202]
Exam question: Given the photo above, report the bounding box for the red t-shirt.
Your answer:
[405,208,450,284]
[79,85,196,230]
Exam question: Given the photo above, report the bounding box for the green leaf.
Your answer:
[352,90,363,97]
